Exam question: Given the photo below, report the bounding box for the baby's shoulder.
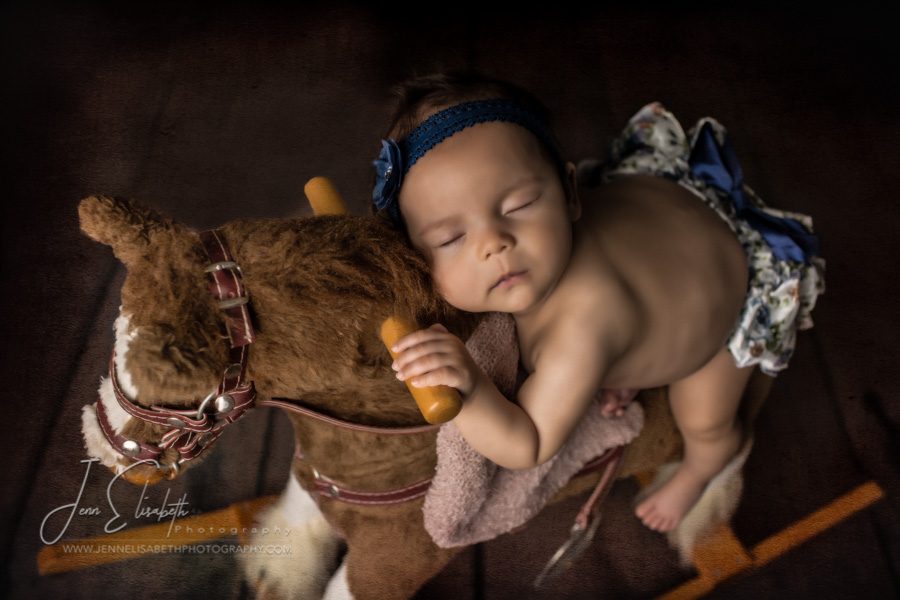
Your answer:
[554,245,640,354]
[529,302,628,378]
[518,314,616,407]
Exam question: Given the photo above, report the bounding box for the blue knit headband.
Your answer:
[372,98,565,226]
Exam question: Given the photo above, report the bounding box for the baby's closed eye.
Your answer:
[504,196,539,215]
[437,234,463,248]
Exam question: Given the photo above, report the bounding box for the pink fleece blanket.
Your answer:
[422,312,644,548]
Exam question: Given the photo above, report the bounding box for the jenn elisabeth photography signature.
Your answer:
[39,458,191,545]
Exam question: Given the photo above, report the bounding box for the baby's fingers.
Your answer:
[407,365,463,389]
[392,338,459,372]
[394,350,454,380]
[391,323,450,353]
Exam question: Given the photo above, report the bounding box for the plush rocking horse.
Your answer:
[73,176,771,600]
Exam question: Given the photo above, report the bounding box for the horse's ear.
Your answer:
[78,195,177,266]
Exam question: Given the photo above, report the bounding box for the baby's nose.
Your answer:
[480,229,513,259]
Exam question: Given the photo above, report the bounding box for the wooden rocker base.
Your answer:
[648,479,885,599]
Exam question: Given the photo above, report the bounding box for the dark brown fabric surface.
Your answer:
[2,3,897,598]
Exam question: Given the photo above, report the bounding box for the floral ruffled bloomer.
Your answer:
[597,101,826,377]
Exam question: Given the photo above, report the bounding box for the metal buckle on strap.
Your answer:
[311,467,341,498]
[193,390,218,419]
[204,260,242,274]
[222,362,243,382]
[219,296,249,309]
[195,390,237,420]
[120,439,142,458]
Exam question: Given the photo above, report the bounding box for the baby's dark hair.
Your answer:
[371,68,569,233]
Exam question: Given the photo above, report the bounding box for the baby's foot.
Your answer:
[634,465,709,532]
[599,388,638,418]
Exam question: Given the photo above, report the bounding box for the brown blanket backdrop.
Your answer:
[2,2,898,598]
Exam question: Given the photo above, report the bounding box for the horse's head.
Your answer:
[78,196,241,483]
[77,195,479,484]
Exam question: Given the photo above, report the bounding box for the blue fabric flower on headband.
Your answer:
[372,138,404,225]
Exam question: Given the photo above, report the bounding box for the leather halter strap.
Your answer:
[259,398,439,435]
[294,438,623,507]
[200,229,256,347]
[259,397,440,504]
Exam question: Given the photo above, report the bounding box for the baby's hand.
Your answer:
[391,323,485,399]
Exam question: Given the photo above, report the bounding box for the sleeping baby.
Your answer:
[372,70,825,533]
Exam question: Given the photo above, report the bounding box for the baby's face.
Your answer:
[399,121,579,318]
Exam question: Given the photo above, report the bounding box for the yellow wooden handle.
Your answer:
[379,316,462,424]
[304,176,348,215]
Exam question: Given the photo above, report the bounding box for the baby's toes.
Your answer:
[659,517,676,532]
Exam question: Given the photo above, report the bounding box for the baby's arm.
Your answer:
[516,323,612,466]
[453,320,611,469]
[447,377,540,469]
[453,340,603,469]
[391,324,538,467]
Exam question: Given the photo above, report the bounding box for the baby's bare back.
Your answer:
[521,174,750,390]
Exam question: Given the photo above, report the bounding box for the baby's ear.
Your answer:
[564,161,582,222]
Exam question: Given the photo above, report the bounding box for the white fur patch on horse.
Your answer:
[279,465,324,523]
[80,402,123,471]
[322,559,355,600]
[113,309,140,401]
[241,471,345,600]
[80,310,142,473]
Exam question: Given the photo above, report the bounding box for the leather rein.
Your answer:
[94,228,622,513]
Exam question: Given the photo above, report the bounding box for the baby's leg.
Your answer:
[634,346,754,532]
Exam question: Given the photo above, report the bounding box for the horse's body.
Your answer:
[78,195,761,599]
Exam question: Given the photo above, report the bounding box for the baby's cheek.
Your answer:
[431,266,455,298]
